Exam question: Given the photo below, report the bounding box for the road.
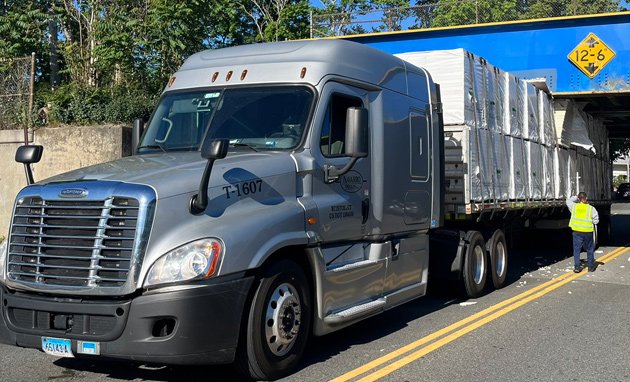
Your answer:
[1,203,629,382]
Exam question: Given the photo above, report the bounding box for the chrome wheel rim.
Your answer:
[495,241,506,278]
[473,245,486,285]
[264,282,302,357]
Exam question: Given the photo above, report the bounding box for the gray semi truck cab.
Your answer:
[0,39,443,379]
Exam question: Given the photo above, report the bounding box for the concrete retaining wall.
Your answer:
[0,125,131,240]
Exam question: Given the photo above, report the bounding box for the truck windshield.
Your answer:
[138,86,314,153]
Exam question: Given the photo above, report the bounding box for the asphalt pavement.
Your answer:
[1,203,629,382]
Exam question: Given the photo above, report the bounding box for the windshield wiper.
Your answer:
[137,144,167,152]
[231,143,259,152]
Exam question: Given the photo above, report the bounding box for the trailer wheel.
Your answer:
[487,230,508,289]
[236,260,311,381]
[462,231,487,298]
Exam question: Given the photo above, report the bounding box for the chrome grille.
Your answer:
[8,196,139,288]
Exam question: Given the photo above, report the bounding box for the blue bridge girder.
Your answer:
[346,12,630,138]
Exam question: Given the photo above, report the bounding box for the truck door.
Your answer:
[311,83,372,243]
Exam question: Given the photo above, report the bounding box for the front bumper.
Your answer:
[0,275,254,365]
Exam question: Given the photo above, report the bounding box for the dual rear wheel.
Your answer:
[462,229,508,298]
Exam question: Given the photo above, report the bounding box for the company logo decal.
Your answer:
[340,171,364,193]
[59,188,89,198]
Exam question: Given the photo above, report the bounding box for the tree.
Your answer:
[311,0,370,37]
[523,0,621,19]
[371,0,412,32]
[0,0,48,67]
[238,0,310,42]
[431,0,521,27]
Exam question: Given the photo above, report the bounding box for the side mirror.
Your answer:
[325,107,369,183]
[344,107,368,158]
[132,118,145,155]
[201,137,229,160]
[190,139,229,214]
[15,145,44,185]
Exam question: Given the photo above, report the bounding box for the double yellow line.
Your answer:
[330,245,630,382]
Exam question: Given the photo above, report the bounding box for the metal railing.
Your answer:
[0,53,35,142]
[310,1,627,38]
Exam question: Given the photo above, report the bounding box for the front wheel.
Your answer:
[236,260,312,381]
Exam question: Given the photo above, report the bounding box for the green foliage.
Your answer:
[432,0,521,26]
[43,84,156,125]
[523,0,621,19]
[613,174,627,189]
[609,139,630,162]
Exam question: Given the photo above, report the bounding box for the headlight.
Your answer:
[0,239,7,283]
[144,238,223,287]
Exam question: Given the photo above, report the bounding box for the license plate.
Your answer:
[41,337,74,358]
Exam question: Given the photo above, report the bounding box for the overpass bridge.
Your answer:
[344,12,630,140]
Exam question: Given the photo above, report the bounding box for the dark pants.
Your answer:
[572,231,595,269]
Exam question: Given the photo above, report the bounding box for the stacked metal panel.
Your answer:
[396,48,610,212]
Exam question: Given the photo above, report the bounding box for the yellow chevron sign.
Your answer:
[568,32,615,79]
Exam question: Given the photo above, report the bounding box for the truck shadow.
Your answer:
[53,206,630,381]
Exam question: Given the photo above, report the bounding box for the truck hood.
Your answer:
[41,151,298,199]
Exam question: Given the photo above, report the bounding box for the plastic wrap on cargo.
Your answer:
[468,127,494,201]
[504,72,524,137]
[554,147,569,199]
[523,82,540,143]
[568,149,578,196]
[553,99,595,151]
[508,136,526,199]
[396,49,476,126]
[489,66,506,134]
[542,146,554,199]
[538,90,556,146]
[472,56,487,130]
[490,131,509,200]
[526,141,543,199]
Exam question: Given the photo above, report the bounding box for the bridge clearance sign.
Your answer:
[568,32,616,79]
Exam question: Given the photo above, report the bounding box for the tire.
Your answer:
[486,230,508,289]
[462,231,487,298]
[236,260,312,381]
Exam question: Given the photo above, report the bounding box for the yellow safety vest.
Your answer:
[569,203,594,233]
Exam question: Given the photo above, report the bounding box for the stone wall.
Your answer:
[0,125,131,239]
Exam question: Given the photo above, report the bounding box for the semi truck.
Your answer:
[0,39,611,380]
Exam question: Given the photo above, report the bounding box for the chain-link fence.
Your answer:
[310,1,627,38]
[0,54,35,131]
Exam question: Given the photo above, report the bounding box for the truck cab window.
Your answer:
[320,94,363,157]
[139,86,314,153]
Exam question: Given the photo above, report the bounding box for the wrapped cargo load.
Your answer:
[538,90,556,146]
[487,66,506,134]
[504,73,524,138]
[523,82,540,143]
[491,131,509,200]
[542,146,555,199]
[398,48,608,213]
[395,49,478,127]
[526,140,544,199]
[554,147,569,199]
[553,99,594,151]
[509,136,527,199]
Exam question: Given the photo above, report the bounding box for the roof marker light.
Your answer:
[226,71,233,81]
[300,67,307,79]
[211,72,219,83]
[240,70,248,80]
[167,76,176,87]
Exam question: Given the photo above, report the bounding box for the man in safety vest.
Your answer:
[567,192,599,273]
